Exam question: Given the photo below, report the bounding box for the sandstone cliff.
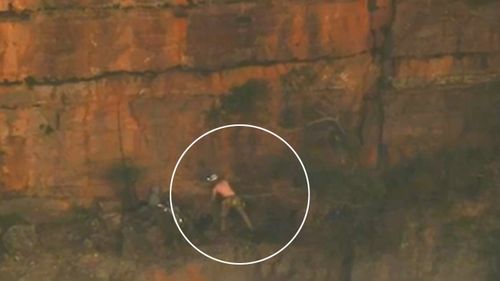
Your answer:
[0,0,499,280]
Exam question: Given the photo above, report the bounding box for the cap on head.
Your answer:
[205,173,219,182]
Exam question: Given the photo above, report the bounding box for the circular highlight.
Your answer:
[169,124,310,266]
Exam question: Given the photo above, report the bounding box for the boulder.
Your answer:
[2,224,38,257]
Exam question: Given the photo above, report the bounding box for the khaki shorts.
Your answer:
[222,196,245,209]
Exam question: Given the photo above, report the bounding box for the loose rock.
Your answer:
[2,225,38,257]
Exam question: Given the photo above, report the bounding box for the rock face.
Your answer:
[0,2,499,280]
[0,0,497,199]
[384,0,500,164]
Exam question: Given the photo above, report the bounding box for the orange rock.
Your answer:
[0,54,381,199]
[186,1,372,69]
[174,0,189,6]
[393,53,500,88]
[0,1,374,81]
[185,263,205,281]
[371,7,392,30]
[0,9,184,82]
[153,269,170,281]
[0,0,35,11]
[288,4,309,60]
[0,0,191,11]
[395,56,455,84]
[383,83,500,164]
[393,0,500,57]
[1,136,28,192]
[315,0,372,56]
[360,144,379,168]
[375,0,390,9]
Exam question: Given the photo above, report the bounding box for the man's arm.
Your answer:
[211,187,217,201]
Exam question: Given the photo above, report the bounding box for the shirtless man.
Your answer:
[206,174,253,232]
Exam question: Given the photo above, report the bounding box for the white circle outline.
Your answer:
[169,124,310,266]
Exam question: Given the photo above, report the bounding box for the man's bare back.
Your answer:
[212,180,236,199]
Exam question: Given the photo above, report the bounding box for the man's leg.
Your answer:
[220,200,230,232]
[236,206,254,231]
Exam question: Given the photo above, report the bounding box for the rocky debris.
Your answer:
[253,247,340,281]
[121,224,150,260]
[87,219,121,253]
[147,186,162,207]
[74,254,119,281]
[16,254,61,281]
[0,193,497,281]
[96,201,123,234]
[83,238,94,250]
[1,224,38,258]
[41,253,124,281]
[109,260,137,281]
[274,253,294,277]
[121,210,170,260]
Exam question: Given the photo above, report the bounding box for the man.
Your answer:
[206,173,253,232]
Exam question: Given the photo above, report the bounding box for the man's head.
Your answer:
[205,173,219,183]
